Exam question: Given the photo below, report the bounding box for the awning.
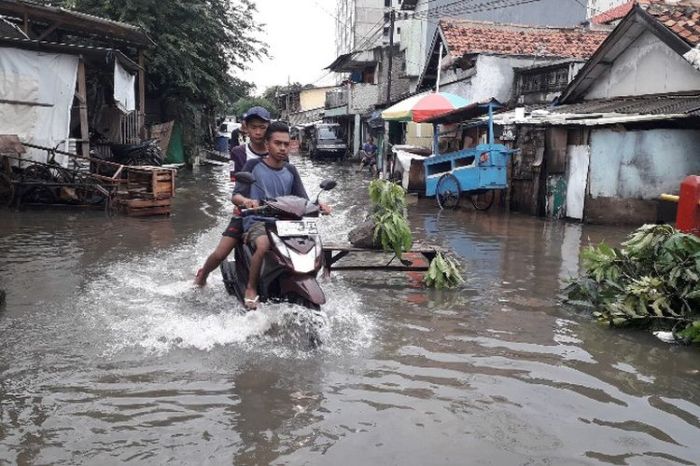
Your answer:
[420,98,502,124]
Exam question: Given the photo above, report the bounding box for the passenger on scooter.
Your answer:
[232,122,331,309]
[194,106,271,287]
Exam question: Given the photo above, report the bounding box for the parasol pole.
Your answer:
[432,42,444,155]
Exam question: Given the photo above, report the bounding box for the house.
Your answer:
[324,44,410,156]
[400,0,590,93]
[0,0,152,166]
[587,0,659,25]
[495,1,700,224]
[277,85,336,123]
[416,20,608,98]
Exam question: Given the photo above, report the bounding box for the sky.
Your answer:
[241,0,338,95]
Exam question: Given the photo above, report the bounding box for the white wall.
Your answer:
[586,30,700,100]
[586,0,627,19]
[440,55,536,103]
[589,128,700,199]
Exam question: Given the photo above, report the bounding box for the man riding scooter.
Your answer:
[233,122,331,309]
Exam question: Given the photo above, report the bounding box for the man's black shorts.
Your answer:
[222,217,243,240]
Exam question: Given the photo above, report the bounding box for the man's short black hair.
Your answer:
[265,121,290,141]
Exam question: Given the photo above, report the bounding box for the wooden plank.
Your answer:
[77,59,90,158]
[155,180,173,193]
[126,206,171,217]
[125,198,171,208]
[330,266,430,272]
[323,242,443,253]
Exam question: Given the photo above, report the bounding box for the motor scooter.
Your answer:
[220,172,336,311]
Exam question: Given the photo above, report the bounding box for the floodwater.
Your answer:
[0,156,698,465]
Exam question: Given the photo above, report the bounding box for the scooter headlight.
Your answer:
[270,232,291,259]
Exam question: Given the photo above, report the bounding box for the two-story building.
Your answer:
[492,0,700,224]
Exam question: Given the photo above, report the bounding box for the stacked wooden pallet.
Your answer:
[120,166,176,216]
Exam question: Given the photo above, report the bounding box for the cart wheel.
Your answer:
[470,189,495,211]
[436,173,461,209]
[0,173,14,206]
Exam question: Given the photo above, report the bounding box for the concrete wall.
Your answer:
[299,87,332,111]
[349,83,379,113]
[589,128,700,200]
[586,0,626,19]
[441,56,536,103]
[586,30,700,100]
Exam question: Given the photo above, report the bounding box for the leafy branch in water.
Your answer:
[424,252,464,289]
[369,180,412,258]
[565,224,700,343]
[367,180,463,289]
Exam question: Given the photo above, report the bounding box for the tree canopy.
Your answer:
[48,0,266,111]
[230,96,279,119]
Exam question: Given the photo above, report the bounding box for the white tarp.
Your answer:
[566,145,590,220]
[114,60,136,113]
[0,48,78,165]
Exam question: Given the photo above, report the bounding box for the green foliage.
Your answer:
[367,179,463,289]
[424,252,464,289]
[565,224,700,342]
[369,180,412,258]
[230,96,280,120]
[369,179,406,213]
[47,0,266,111]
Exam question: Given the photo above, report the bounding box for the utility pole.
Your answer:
[383,8,396,179]
[386,8,396,104]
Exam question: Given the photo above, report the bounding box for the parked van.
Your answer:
[308,123,347,160]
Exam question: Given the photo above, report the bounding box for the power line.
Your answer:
[415,0,547,18]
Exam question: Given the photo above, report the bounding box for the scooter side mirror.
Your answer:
[235,172,256,184]
[320,179,337,191]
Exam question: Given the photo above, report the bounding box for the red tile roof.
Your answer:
[646,0,700,46]
[439,20,609,60]
[590,0,638,24]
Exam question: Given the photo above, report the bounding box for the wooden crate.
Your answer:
[123,197,172,217]
[126,166,176,200]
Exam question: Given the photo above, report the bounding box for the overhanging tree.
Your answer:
[53,0,266,111]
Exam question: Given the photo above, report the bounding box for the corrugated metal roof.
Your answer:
[552,93,700,116]
[288,108,325,126]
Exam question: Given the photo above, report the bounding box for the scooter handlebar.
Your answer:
[239,205,270,216]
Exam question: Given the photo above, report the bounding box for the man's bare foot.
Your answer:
[194,268,207,287]
[244,287,258,310]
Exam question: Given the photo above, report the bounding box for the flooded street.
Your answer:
[1,156,698,465]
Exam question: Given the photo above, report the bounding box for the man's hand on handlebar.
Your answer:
[242,198,260,209]
[319,202,332,215]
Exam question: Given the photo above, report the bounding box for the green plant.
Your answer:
[369,179,406,213]
[369,180,412,258]
[424,252,464,289]
[565,224,700,342]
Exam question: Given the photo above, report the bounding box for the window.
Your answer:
[383,26,389,36]
[385,0,391,7]
[397,27,401,35]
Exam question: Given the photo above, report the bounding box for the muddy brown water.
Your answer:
[0,156,698,465]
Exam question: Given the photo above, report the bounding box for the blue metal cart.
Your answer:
[422,100,513,210]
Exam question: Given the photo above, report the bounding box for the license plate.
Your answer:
[276,220,318,237]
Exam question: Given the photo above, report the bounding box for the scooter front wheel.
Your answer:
[287,294,321,311]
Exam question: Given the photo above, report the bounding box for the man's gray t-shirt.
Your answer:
[233,158,309,230]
